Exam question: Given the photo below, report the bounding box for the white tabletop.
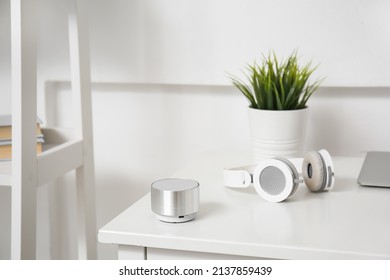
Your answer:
[98,151,390,259]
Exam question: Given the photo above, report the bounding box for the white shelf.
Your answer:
[8,0,97,259]
[0,127,83,188]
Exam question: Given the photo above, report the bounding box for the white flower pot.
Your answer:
[248,107,309,162]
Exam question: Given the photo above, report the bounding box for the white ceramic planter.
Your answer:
[248,107,309,162]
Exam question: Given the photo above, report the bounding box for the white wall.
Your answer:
[86,0,390,86]
[1,0,390,259]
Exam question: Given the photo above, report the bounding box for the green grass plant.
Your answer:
[229,51,322,110]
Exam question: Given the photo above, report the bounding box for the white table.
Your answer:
[98,152,390,260]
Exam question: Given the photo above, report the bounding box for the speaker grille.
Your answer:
[259,166,286,195]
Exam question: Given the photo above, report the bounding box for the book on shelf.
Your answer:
[0,114,45,160]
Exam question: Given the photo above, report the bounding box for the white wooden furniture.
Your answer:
[98,152,390,260]
[0,0,97,259]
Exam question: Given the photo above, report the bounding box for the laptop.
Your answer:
[357,151,390,188]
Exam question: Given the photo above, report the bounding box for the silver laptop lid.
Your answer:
[358,151,390,188]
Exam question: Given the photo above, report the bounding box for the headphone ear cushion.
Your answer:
[302,151,325,192]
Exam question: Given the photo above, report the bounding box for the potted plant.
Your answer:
[229,51,322,161]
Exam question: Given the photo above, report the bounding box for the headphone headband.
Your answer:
[223,158,303,188]
[222,165,255,188]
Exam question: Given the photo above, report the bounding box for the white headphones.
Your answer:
[223,149,335,202]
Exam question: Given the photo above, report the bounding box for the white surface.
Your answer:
[10,0,38,259]
[0,127,81,188]
[99,152,390,259]
[248,108,309,161]
[68,0,98,260]
[3,0,389,87]
[87,0,390,86]
[145,247,260,260]
[3,0,97,260]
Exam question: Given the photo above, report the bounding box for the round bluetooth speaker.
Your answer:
[151,178,199,223]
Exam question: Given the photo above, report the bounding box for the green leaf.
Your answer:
[228,50,323,110]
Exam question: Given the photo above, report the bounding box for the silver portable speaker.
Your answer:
[151,178,199,223]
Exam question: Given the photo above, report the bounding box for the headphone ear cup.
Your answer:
[302,151,326,192]
[253,158,299,202]
[277,158,300,196]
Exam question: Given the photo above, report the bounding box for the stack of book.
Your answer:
[0,114,45,161]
